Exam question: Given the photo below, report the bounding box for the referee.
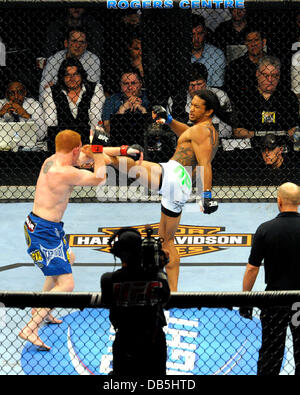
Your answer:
[241,182,300,375]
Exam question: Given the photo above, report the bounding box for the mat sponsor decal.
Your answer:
[21,307,263,375]
[67,224,252,257]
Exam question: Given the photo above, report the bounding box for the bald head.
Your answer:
[277,182,300,211]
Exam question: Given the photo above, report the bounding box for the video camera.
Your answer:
[141,226,169,273]
[108,225,169,273]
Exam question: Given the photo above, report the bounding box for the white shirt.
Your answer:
[42,83,105,131]
[0,97,47,142]
[291,49,300,95]
[39,49,101,101]
[0,37,6,66]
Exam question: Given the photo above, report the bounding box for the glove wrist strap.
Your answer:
[202,191,212,199]
[166,114,173,124]
[120,145,128,156]
[91,145,103,153]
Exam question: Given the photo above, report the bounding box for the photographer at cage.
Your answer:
[100,226,170,376]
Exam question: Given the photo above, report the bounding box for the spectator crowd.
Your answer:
[0,5,299,182]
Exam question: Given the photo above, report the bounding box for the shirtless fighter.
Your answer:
[107,89,222,291]
[19,129,141,350]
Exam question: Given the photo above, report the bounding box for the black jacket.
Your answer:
[100,267,170,332]
[51,81,96,144]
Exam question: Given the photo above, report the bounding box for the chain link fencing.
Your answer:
[0,1,299,202]
[1,291,300,375]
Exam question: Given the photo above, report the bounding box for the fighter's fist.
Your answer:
[203,198,218,214]
[199,191,218,214]
[152,105,173,125]
[120,144,144,161]
[90,126,109,153]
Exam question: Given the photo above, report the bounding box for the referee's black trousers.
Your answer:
[257,306,300,375]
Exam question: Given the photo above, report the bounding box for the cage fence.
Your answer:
[1,290,300,375]
[0,1,298,202]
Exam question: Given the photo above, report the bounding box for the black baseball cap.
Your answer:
[261,134,282,150]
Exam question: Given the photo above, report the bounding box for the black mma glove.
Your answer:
[152,105,173,124]
[239,307,253,320]
[120,144,144,161]
[200,191,218,214]
[91,126,109,153]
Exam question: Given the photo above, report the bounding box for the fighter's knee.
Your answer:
[69,251,75,266]
[59,275,75,292]
[162,238,175,251]
[166,258,179,270]
[65,278,75,292]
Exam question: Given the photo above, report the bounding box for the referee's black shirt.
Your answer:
[249,212,300,290]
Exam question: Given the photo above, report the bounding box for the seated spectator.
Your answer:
[102,34,144,96]
[0,81,47,150]
[42,7,103,59]
[39,28,100,101]
[191,14,226,88]
[254,133,299,185]
[261,134,286,169]
[234,56,299,149]
[213,8,250,63]
[121,9,141,37]
[167,63,232,138]
[42,57,105,146]
[128,36,144,80]
[0,10,41,98]
[102,69,150,146]
[291,26,300,105]
[101,10,141,95]
[193,9,231,34]
[287,10,300,55]
[225,26,267,105]
[239,133,299,186]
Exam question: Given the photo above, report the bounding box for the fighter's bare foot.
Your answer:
[18,331,51,351]
[45,315,63,325]
[31,309,62,324]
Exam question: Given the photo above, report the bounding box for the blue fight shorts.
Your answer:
[24,212,72,276]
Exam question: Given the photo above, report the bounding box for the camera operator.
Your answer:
[100,226,170,376]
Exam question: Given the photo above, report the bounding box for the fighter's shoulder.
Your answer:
[191,122,214,141]
[42,155,56,173]
[42,156,75,177]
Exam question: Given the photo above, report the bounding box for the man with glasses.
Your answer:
[233,55,299,146]
[43,7,103,59]
[39,28,100,101]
